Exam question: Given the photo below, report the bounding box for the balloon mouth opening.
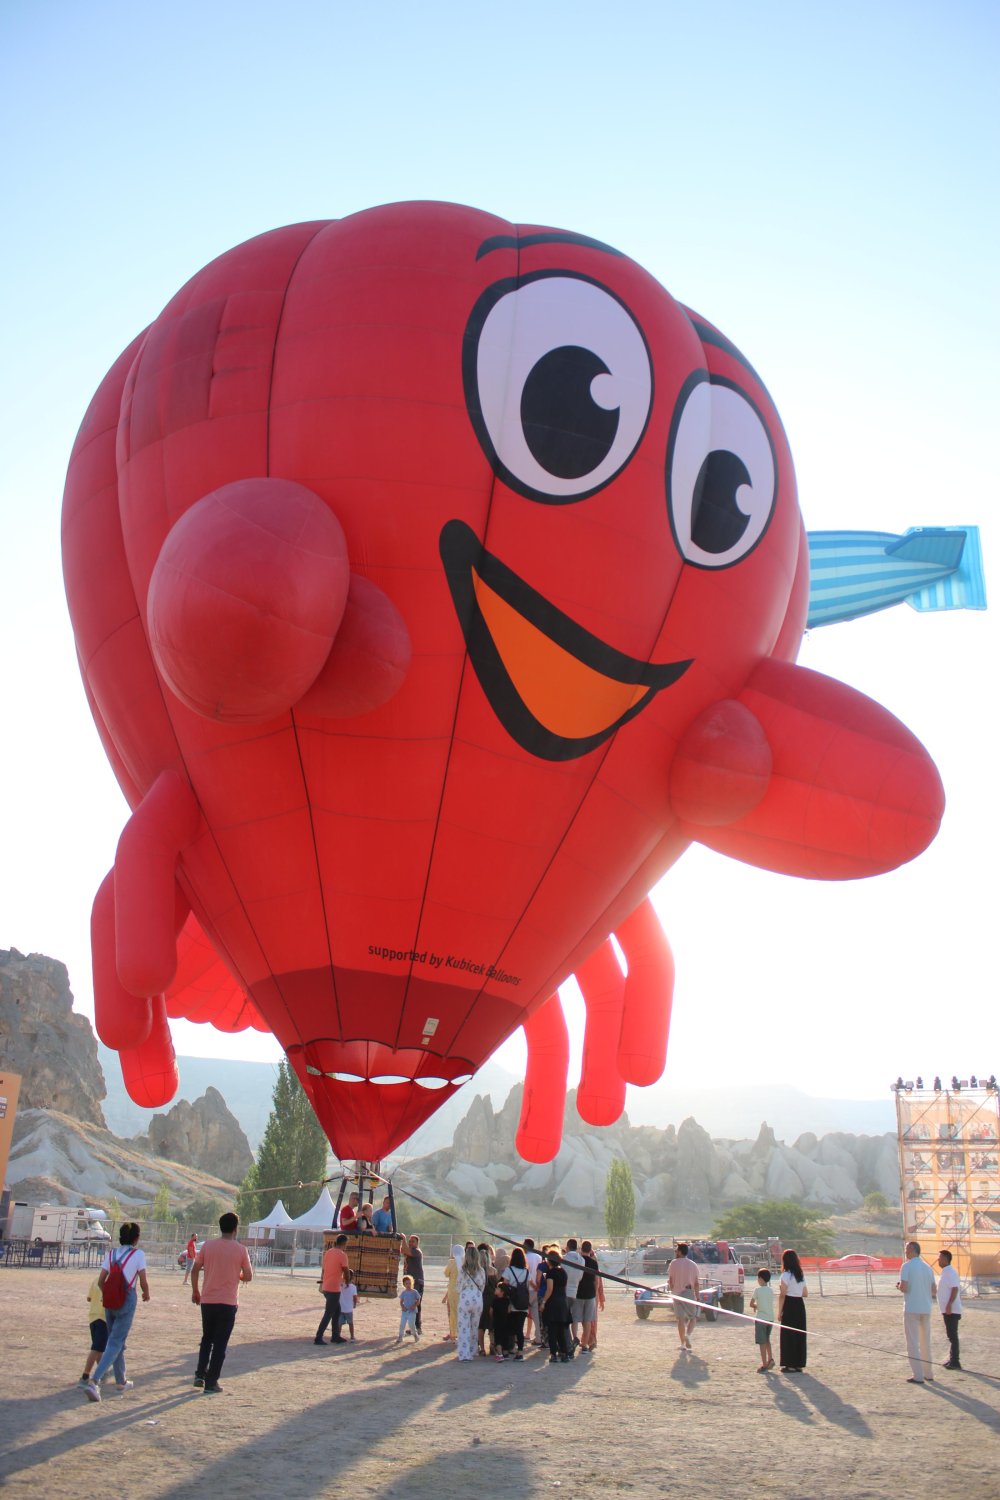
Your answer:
[287,1038,476,1090]
[304,1068,471,1091]
[439,518,691,761]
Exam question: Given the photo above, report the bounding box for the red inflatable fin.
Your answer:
[92,870,153,1050]
[684,658,945,878]
[516,994,570,1163]
[165,913,268,1033]
[115,771,201,995]
[119,996,179,1108]
[616,898,674,1088]
[576,941,628,1127]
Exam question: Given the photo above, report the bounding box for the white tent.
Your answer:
[288,1186,337,1230]
[248,1199,295,1238]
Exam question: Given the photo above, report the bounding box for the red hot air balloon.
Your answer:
[62,203,944,1163]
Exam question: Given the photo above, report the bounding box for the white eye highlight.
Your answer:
[668,376,777,568]
[466,273,652,502]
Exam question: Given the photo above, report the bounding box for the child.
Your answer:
[80,1277,108,1384]
[397,1275,421,1343]
[339,1269,359,1341]
[749,1267,775,1372]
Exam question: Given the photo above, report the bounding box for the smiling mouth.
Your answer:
[439,519,691,762]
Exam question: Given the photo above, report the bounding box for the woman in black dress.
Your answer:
[777,1248,808,1372]
[540,1249,573,1362]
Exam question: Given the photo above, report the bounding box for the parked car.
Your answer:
[634,1283,722,1321]
[641,1239,745,1312]
[822,1253,884,1271]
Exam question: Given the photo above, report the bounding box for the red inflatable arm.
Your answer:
[683,659,945,877]
[516,994,570,1164]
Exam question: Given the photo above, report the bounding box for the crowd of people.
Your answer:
[433,1236,606,1363]
[78,1210,969,1401]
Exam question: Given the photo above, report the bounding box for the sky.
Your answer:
[1,1,997,1114]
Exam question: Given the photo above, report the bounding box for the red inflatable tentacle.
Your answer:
[91,870,153,1050]
[515,994,570,1164]
[615,898,674,1087]
[115,770,200,997]
[576,941,628,1127]
[118,995,179,1108]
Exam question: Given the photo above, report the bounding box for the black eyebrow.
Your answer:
[476,231,624,261]
[685,312,767,392]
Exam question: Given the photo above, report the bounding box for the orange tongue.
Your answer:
[472,569,651,740]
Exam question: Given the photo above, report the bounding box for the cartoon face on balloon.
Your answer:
[63,204,942,1162]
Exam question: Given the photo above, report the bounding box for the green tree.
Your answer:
[710,1199,834,1257]
[236,1061,330,1221]
[395,1198,470,1240]
[483,1194,506,1220]
[863,1190,891,1214]
[151,1180,175,1222]
[183,1195,228,1227]
[604,1158,636,1246]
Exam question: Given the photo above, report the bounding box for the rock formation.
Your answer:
[408,1084,902,1216]
[147,1087,253,1184]
[0,949,106,1126]
[8,1107,238,1209]
[3,945,251,1204]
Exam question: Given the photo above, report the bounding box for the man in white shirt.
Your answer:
[897,1241,936,1383]
[936,1249,962,1370]
[562,1238,585,1348]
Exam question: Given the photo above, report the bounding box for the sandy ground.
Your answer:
[2,1266,999,1498]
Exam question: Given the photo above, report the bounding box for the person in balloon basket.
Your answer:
[316,1233,351,1344]
[85,1222,150,1401]
[396,1276,421,1343]
[191,1211,253,1393]
[371,1196,394,1233]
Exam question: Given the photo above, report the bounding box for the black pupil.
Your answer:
[520,345,619,480]
[691,450,752,554]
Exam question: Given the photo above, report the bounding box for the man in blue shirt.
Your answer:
[897,1241,936,1383]
[372,1197,394,1233]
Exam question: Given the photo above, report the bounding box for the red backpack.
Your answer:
[102,1247,137,1310]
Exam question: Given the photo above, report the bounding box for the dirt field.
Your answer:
[2,1266,999,1498]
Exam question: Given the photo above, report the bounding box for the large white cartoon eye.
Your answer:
[667,374,777,568]
[464,272,653,503]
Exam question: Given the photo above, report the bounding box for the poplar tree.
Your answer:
[604,1158,636,1246]
[235,1061,329,1221]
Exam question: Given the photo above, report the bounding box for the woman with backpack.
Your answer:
[84,1222,150,1402]
[502,1246,531,1359]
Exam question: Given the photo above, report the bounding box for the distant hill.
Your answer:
[99,1045,893,1155]
[98,1048,524,1155]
